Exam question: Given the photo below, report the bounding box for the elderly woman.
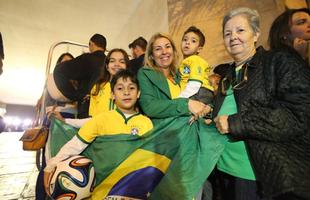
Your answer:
[137,32,211,125]
[213,7,310,200]
[269,8,310,65]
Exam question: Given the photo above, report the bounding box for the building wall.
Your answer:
[167,0,308,67]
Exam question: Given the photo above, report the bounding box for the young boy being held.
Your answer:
[178,26,216,106]
[43,69,153,189]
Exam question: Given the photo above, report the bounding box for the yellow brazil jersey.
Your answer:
[89,82,115,117]
[77,109,153,143]
[179,55,213,91]
[167,78,181,99]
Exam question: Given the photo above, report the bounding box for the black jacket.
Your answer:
[53,50,106,118]
[128,54,145,75]
[213,47,310,199]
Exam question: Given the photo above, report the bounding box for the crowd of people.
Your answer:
[31,6,310,200]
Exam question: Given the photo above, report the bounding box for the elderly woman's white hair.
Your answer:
[222,7,261,35]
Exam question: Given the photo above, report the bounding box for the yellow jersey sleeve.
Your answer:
[77,113,107,143]
[184,55,211,82]
[179,55,213,91]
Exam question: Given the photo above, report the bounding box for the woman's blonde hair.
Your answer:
[144,32,179,76]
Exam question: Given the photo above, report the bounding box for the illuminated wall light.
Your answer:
[23,118,32,126]
[12,117,21,126]
[3,116,13,125]
[0,107,6,116]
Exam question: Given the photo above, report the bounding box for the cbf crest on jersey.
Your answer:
[183,66,190,74]
[131,127,139,135]
[197,66,202,74]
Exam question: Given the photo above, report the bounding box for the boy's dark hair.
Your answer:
[128,36,148,51]
[90,33,107,50]
[183,26,205,47]
[110,69,139,91]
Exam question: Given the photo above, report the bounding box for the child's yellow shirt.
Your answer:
[77,109,153,143]
[179,55,213,91]
[89,82,115,117]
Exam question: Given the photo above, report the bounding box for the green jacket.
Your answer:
[137,67,190,125]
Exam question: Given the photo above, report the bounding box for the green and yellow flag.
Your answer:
[49,116,227,200]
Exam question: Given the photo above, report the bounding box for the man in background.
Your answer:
[50,33,107,118]
[128,36,147,75]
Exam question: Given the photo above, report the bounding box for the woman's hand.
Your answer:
[188,101,212,125]
[43,168,55,197]
[293,37,309,60]
[188,99,206,119]
[214,115,230,134]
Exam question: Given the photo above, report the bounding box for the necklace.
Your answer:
[235,56,253,67]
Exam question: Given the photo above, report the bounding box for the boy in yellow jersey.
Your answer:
[43,70,153,192]
[179,26,218,107]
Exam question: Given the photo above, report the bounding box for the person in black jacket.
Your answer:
[0,32,4,76]
[50,34,107,118]
[213,7,310,200]
[128,36,147,75]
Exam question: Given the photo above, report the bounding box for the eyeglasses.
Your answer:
[221,64,248,95]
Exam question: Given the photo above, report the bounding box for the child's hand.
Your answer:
[188,99,206,119]
[48,111,65,122]
[204,118,213,125]
[188,116,196,125]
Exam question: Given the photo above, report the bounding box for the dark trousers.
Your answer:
[190,87,214,105]
[212,170,307,200]
[212,170,264,200]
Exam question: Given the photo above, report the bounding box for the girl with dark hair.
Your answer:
[89,48,129,117]
[269,8,310,65]
[56,52,74,64]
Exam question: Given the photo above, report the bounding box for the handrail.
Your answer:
[39,40,88,125]
[45,40,88,77]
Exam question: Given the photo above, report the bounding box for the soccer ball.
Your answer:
[48,155,96,200]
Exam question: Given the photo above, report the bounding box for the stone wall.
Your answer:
[167,0,308,67]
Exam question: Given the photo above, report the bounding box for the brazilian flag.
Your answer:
[49,116,227,200]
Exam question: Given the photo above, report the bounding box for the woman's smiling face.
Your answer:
[223,14,259,63]
[152,37,174,69]
[107,51,127,76]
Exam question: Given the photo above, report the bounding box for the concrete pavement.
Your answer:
[0,131,37,200]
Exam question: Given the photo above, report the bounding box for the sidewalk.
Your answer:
[0,131,37,200]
